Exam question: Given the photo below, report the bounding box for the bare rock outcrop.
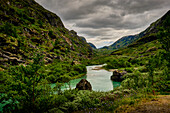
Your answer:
[76,79,92,91]
[110,70,127,82]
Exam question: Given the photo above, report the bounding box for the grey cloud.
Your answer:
[115,0,169,14]
[76,14,143,30]
[35,0,170,47]
[79,28,113,37]
[36,0,170,22]
[100,37,113,40]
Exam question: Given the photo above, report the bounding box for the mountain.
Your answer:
[111,10,170,56]
[88,43,97,49]
[101,10,170,50]
[100,33,144,50]
[0,0,93,68]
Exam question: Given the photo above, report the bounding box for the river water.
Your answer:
[51,65,121,91]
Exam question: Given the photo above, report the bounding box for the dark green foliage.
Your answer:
[158,19,170,68]
[122,71,148,90]
[48,30,56,39]
[105,58,131,69]
[73,64,86,73]
[38,20,43,28]
[0,22,18,38]
[125,67,134,73]
[1,54,48,112]
[146,56,156,86]
[44,60,86,83]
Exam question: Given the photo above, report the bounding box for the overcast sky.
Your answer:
[35,0,170,48]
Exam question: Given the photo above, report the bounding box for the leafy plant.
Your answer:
[2,53,48,112]
[0,22,18,38]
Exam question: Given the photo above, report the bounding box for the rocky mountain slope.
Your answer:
[0,0,93,69]
[88,43,97,49]
[111,10,170,56]
[102,10,170,50]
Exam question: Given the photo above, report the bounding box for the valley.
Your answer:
[0,0,169,113]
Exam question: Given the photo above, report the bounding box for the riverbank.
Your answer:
[52,65,121,91]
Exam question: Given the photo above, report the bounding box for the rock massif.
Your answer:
[0,0,93,69]
[76,79,92,90]
[110,70,127,82]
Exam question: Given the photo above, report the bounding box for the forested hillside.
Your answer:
[0,0,93,70]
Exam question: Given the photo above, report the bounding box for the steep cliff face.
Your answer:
[0,0,93,68]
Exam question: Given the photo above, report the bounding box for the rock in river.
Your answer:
[76,79,92,90]
[110,70,127,82]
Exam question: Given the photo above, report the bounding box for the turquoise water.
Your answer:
[52,65,121,91]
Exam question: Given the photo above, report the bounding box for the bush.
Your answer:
[105,58,131,69]
[137,66,148,72]
[122,71,149,90]
[44,61,87,83]
[125,67,134,73]
[48,30,56,39]
[73,64,86,73]
[0,22,18,37]
[2,54,48,112]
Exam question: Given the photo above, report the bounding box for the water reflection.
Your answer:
[52,65,121,91]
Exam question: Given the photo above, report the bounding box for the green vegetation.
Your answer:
[0,0,93,69]
[44,60,86,83]
[0,0,169,112]
[0,54,87,112]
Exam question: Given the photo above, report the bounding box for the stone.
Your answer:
[110,70,127,82]
[76,79,92,90]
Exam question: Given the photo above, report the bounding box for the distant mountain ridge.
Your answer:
[101,10,170,50]
[88,43,97,49]
[111,10,170,56]
[0,0,93,68]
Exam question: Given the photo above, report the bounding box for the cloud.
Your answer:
[35,0,170,48]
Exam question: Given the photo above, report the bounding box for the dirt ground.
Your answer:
[129,95,170,113]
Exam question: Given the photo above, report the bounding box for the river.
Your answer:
[51,65,121,91]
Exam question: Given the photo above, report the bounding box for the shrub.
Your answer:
[73,64,86,73]
[125,67,134,73]
[105,58,131,69]
[48,30,56,39]
[2,54,48,112]
[0,22,18,38]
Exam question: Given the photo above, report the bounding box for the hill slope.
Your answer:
[111,10,170,56]
[102,10,170,50]
[0,0,93,69]
[88,43,97,49]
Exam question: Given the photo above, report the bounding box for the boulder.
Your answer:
[76,79,92,90]
[110,70,127,82]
